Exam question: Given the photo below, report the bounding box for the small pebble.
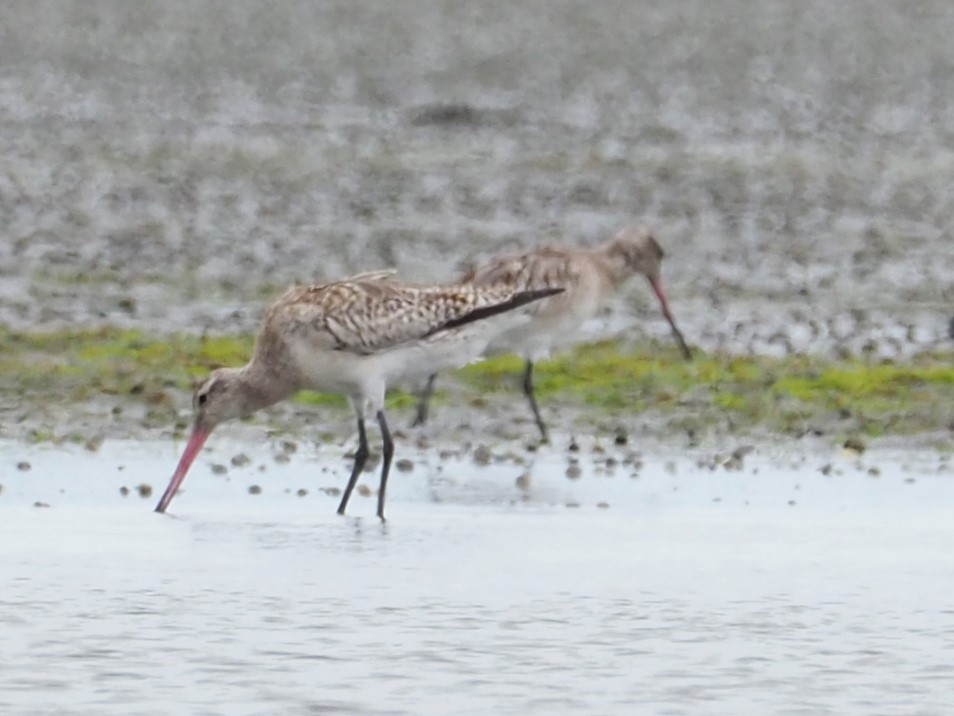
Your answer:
[566,464,582,479]
[33,501,50,508]
[904,477,916,484]
[788,499,797,506]
[356,484,373,497]
[274,453,291,464]
[248,484,262,495]
[613,431,628,446]
[395,458,414,473]
[119,486,129,497]
[568,438,580,453]
[320,487,341,497]
[565,501,580,509]
[723,456,744,471]
[515,473,531,491]
[296,488,308,497]
[281,440,298,454]
[231,453,251,467]
[867,467,881,477]
[211,463,228,475]
[84,435,104,452]
[596,501,610,509]
[820,463,833,476]
[136,484,153,498]
[843,437,866,454]
[473,444,493,465]
[17,461,30,472]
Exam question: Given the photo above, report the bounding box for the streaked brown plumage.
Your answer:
[413,225,691,439]
[154,271,562,520]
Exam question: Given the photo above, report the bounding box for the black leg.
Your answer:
[337,416,369,515]
[522,359,549,442]
[376,410,395,522]
[412,373,438,427]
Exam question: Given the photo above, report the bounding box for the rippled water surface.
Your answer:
[2,441,953,715]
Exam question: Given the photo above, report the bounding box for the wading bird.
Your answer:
[154,271,561,520]
[412,225,691,441]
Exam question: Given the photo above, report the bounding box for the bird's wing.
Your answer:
[270,279,546,355]
[462,246,585,292]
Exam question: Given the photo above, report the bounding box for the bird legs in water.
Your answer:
[522,360,549,443]
[337,410,395,521]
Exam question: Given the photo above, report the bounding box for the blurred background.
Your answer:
[1,0,951,357]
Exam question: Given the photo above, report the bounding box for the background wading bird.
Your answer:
[412,225,692,441]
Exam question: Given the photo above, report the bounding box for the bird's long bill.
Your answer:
[154,424,212,514]
[648,277,692,361]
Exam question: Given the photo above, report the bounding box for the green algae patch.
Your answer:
[458,340,954,436]
[0,327,951,440]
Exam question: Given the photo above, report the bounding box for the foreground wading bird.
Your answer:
[154,271,562,520]
[412,225,692,441]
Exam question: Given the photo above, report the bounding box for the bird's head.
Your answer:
[154,367,249,514]
[606,225,692,361]
[192,367,251,430]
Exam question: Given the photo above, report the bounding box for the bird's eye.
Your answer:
[198,393,208,406]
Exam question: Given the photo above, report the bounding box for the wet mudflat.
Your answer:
[1,440,952,715]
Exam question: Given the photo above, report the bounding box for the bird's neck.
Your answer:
[235,360,297,416]
[591,241,632,290]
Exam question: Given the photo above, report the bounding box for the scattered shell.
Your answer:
[320,487,341,497]
[231,453,251,467]
[395,458,415,473]
[515,473,531,491]
[211,463,228,475]
[248,484,262,495]
[16,461,31,472]
[281,440,298,454]
[119,486,129,496]
[473,444,493,466]
[732,445,754,460]
[356,484,373,497]
[723,456,744,471]
[136,483,153,498]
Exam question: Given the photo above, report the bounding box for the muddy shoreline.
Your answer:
[0,0,952,456]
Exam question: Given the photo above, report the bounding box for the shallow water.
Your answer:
[2,440,953,715]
